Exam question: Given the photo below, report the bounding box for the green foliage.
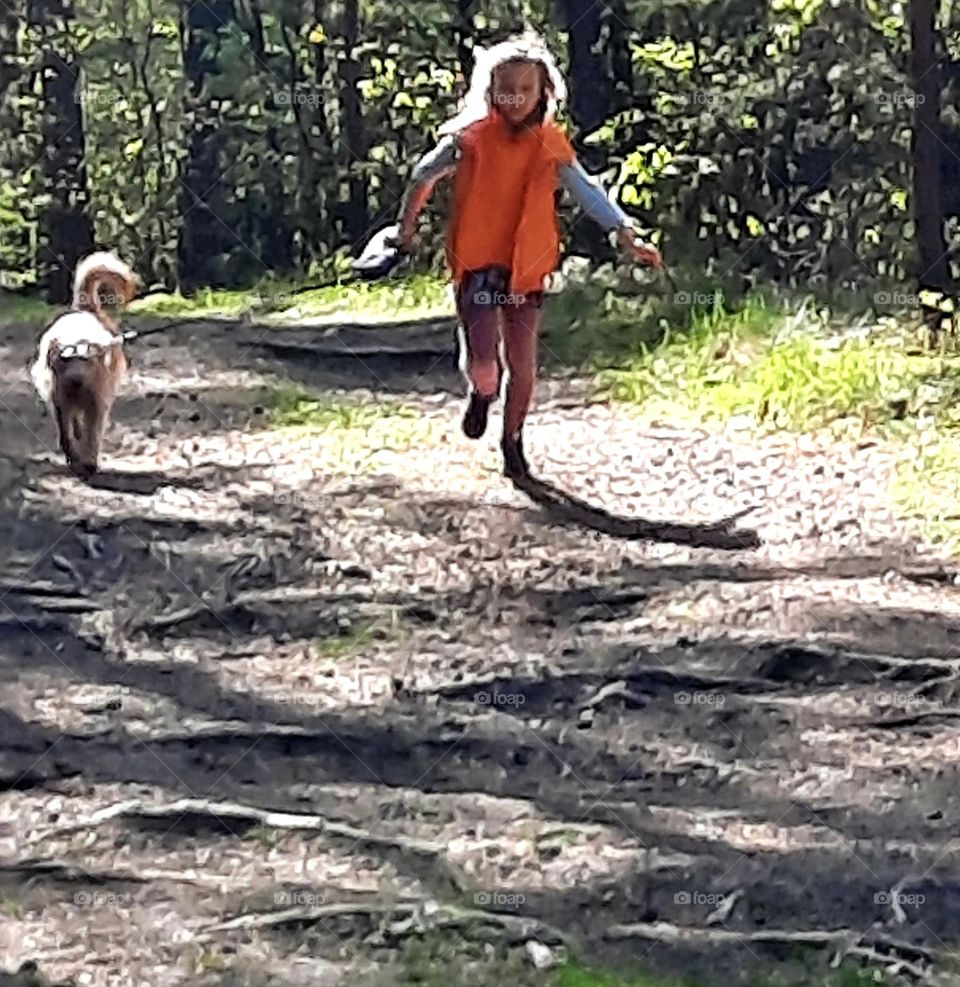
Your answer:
[0,0,946,299]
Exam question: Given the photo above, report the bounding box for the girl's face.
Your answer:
[491,60,546,127]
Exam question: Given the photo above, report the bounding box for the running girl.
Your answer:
[394,35,663,479]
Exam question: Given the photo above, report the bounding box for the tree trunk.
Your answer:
[557,0,614,259]
[177,0,238,291]
[337,0,367,243]
[0,3,21,106]
[909,0,949,295]
[28,0,95,304]
[558,0,612,136]
[455,0,477,83]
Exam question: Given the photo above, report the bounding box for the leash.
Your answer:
[121,317,199,344]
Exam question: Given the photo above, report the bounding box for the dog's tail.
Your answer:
[73,252,138,327]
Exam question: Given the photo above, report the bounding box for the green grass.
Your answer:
[262,384,436,469]
[266,384,419,432]
[0,292,54,326]
[553,963,689,987]
[599,295,960,436]
[0,271,452,326]
[893,438,960,554]
[129,272,451,323]
[312,621,381,660]
[552,961,885,987]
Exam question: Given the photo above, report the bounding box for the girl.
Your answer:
[394,35,663,479]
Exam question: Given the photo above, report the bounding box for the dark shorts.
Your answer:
[457,267,544,311]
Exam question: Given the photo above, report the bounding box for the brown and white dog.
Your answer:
[30,252,138,479]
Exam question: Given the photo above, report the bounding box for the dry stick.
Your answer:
[605,921,938,974]
[193,900,570,948]
[3,857,227,890]
[26,797,448,865]
[579,680,647,713]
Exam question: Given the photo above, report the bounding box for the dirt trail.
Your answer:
[0,315,959,987]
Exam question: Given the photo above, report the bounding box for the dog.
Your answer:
[30,252,138,479]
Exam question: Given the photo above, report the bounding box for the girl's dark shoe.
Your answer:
[462,392,493,439]
[501,432,530,479]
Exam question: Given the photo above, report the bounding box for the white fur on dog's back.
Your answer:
[30,311,117,405]
[73,251,134,309]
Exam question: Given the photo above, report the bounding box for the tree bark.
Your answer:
[557,0,615,259]
[177,0,239,291]
[0,2,21,106]
[28,0,95,304]
[558,0,612,136]
[337,0,368,243]
[455,0,477,83]
[909,0,949,293]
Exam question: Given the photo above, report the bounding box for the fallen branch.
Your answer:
[193,899,569,948]
[605,921,938,978]
[27,797,450,868]
[579,680,647,714]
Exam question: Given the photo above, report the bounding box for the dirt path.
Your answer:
[0,315,959,987]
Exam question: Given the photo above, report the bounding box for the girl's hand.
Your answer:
[395,227,418,255]
[617,226,663,269]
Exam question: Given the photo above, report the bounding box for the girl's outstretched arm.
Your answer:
[397,135,459,250]
[559,159,663,268]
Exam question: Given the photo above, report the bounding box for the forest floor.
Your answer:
[1,301,960,987]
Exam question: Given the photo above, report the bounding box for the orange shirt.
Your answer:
[447,113,575,296]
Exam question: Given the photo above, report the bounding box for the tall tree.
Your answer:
[909,0,949,299]
[28,0,95,303]
[456,0,477,82]
[558,0,611,136]
[0,3,21,105]
[177,0,241,291]
[336,0,368,244]
[557,0,616,258]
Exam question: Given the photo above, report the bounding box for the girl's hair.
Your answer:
[438,33,567,136]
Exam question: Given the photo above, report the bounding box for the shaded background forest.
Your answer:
[0,0,957,304]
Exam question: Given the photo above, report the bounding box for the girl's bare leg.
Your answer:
[500,295,544,476]
[457,282,502,438]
